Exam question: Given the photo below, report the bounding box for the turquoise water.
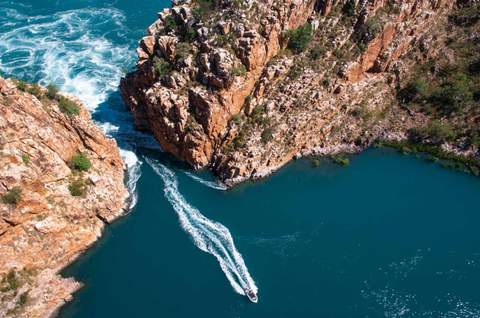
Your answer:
[1,1,480,317]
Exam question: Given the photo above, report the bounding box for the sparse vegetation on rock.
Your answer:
[70,153,92,171]
[59,96,80,116]
[68,178,88,197]
[287,23,313,54]
[1,186,22,205]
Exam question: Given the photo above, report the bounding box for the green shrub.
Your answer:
[332,155,350,166]
[176,42,193,60]
[261,127,274,144]
[21,154,30,165]
[232,64,247,77]
[59,96,80,116]
[250,105,269,126]
[16,80,27,92]
[70,153,92,171]
[182,26,197,42]
[18,291,29,307]
[449,4,480,27]
[287,23,313,54]
[429,73,473,115]
[231,114,242,125]
[153,56,171,77]
[355,17,382,46]
[342,0,356,16]
[287,64,304,79]
[309,45,326,60]
[46,84,59,100]
[1,270,21,292]
[27,83,43,98]
[232,130,247,149]
[408,121,457,145]
[163,15,178,33]
[2,186,22,205]
[398,78,428,104]
[69,178,88,197]
[192,0,214,20]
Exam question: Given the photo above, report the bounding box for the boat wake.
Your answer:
[185,172,228,191]
[146,157,257,296]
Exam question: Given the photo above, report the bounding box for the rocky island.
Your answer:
[0,78,128,317]
[122,0,480,185]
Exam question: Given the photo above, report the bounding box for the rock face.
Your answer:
[0,78,128,318]
[122,0,476,185]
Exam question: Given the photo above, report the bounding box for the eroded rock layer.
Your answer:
[0,78,128,318]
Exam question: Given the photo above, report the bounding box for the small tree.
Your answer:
[287,23,313,54]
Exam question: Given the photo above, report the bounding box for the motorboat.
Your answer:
[245,289,258,303]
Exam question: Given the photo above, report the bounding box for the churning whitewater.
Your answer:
[0,3,144,203]
[146,158,258,297]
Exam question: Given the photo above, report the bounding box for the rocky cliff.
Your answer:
[122,0,479,185]
[0,78,128,317]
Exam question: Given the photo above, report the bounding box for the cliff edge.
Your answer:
[0,77,128,318]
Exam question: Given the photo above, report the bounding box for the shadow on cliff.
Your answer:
[91,90,193,172]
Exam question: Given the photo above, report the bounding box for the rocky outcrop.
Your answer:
[121,0,318,168]
[122,0,476,185]
[0,78,128,318]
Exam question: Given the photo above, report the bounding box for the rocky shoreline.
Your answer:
[121,0,479,186]
[0,78,128,318]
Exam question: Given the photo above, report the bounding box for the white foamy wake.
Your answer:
[146,157,257,296]
[0,5,149,207]
[185,172,228,191]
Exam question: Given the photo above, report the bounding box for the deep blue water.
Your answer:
[1,1,480,317]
